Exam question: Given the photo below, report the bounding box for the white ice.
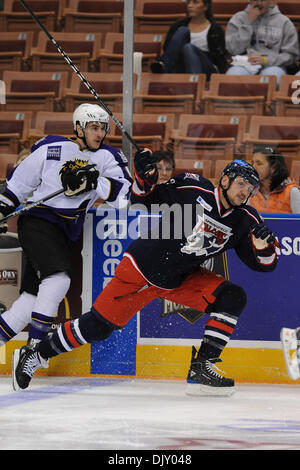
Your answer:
[0,375,300,450]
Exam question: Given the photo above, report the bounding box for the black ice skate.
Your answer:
[12,339,49,391]
[186,346,235,396]
[13,343,48,391]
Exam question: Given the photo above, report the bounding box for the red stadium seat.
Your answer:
[0,31,34,73]
[96,33,165,73]
[134,0,187,33]
[1,70,68,112]
[63,0,123,34]
[29,31,102,74]
[134,73,205,126]
[62,72,137,113]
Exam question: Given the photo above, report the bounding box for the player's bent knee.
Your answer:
[39,271,71,297]
[209,281,247,317]
[78,308,117,343]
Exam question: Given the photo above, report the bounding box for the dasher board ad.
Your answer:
[87,208,299,374]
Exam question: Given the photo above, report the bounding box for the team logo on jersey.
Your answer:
[59,158,90,176]
[183,173,200,181]
[181,214,232,257]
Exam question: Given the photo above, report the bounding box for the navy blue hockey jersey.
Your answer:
[128,173,278,289]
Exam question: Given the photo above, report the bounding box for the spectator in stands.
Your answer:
[225,0,299,87]
[154,150,175,184]
[249,144,300,213]
[150,0,229,78]
[14,147,31,167]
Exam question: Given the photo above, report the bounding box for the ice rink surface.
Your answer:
[0,375,300,451]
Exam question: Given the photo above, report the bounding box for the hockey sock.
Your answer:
[28,272,71,341]
[199,283,246,359]
[0,292,36,345]
[38,308,116,359]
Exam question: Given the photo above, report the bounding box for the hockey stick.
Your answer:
[19,0,141,152]
[1,164,93,223]
[0,188,65,224]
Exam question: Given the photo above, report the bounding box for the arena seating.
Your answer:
[0,31,34,73]
[63,0,123,34]
[1,70,68,112]
[0,0,299,186]
[0,111,32,153]
[134,73,205,125]
[202,74,277,128]
[134,0,187,33]
[62,72,137,113]
[95,33,165,73]
[106,112,176,154]
[0,0,65,34]
[29,31,102,73]
[243,115,300,168]
[171,114,247,171]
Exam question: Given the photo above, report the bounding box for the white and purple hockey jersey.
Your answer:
[0,135,132,241]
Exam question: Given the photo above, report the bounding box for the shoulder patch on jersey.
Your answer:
[46,145,62,161]
[183,172,201,181]
[101,144,129,166]
[197,195,212,212]
[171,173,214,192]
[31,135,70,153]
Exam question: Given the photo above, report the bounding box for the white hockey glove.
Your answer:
[60,164,99,197]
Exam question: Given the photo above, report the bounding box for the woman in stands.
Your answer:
[151,0,229,78]
[153,150,175,184]
[249,144,300,213]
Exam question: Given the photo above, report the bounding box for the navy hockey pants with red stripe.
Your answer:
[93,254,226,327]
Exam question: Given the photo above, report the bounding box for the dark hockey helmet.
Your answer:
[221,159,260,190]
[220,159,260,206]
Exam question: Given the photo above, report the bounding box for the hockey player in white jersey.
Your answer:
[0,103,132,389]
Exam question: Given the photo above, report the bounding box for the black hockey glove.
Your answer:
[0,200,15,234]
[134,148,158,193]
[61,164,99,197]
[251,222,280,250]
[252,222,275,243]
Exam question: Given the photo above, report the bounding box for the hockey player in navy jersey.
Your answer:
[13,152,278,395]
[0,103,132,390]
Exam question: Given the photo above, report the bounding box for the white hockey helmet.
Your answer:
[73,103,110,133]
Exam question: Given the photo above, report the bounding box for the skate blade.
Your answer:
[280,328,300,380]
[186,382,235,397]
[12,349,20,392]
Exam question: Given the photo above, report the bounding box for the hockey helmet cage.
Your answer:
[73,103,110,133]
[221,159,260,193]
